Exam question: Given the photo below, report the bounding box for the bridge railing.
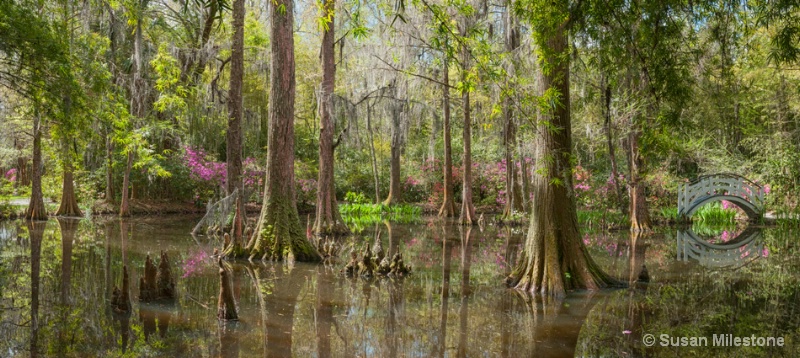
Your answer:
[678,174,764,218]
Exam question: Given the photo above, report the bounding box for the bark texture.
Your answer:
[502,2,525,218]
[26,107,47,221]
[244,0,321,262]
[56,162,82,217]
[505,18,615,296]
[459,51,476,225]
[384,86,404,205]
[119,151,133,217]
[438,54,457,218]
[314,0,349,235]
[227,0,245,242]
[627,124,652,231]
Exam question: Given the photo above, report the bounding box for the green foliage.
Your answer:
[693,202,738,225]
[344,191,370,204]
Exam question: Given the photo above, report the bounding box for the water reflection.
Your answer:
[1,217,798,356]
[29,221,44,358]
[677,227,765,268]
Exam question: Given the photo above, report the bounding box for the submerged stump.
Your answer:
[111,266,132,313]
[217,258,238,320]
[344,240,411,279]
[139,251,176,302]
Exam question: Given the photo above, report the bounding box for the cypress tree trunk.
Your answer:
[121,14,144,218]
[459,44,476,225]
[505,17,615,296]
[502,1,524,218]
[105,133,115,203]
[227,0,245,244]
[245,0,320,262]
[26,106,47,221]
[602,79,627,216]
[56,159,82,217]
[366,102,381,204]
[384,93,403,205]
[438,53,457,218]
[627,122,651,232]
[119,151,133,217]
[315,0,348,235]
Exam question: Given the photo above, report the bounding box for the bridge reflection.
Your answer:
[676,227,765,268]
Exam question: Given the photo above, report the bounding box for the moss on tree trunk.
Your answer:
[234,0,320,263]
[504,12,617,296]
[56,165,82,217]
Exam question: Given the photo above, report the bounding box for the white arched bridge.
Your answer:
[678,174,765,221]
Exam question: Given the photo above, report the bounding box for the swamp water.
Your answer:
[0,217,798,357]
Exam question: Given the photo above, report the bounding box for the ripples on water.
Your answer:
[0,217,797,357]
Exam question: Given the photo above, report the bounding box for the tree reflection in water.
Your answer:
[2,218,799,356]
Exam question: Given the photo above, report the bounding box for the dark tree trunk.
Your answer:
[227,0,245,244]
[601,79,627,215]
[438,54,457,218]
[121,15,144,218]
[502,1,524,218]
[459,46,476,225]
[384,93,403,205]
[245,0,320,262]
[26,107,47,221]
[105,133,115,202]
[505,17,615,296]
[56,159,83,217]
[315,0,348,235]
[367,102,381,204]
[119,151,133,217]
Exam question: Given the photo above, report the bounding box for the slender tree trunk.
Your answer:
[227,0,245,245]
[459,47,476,225]
[601,79,626,216]
[505,17,615,296]
[105,133,115,202]
[56,146,82,217]
[438,54,457,218]
[315,0,348,235]
[366,102,381,204]
[502,1,523,218]
[384,92,403,205]
[627,120,651,232]
[121,12,144,217]
[119,151,133,217]
[245,0,320,262]
[428,111,439,162]
[26,106,47,221]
